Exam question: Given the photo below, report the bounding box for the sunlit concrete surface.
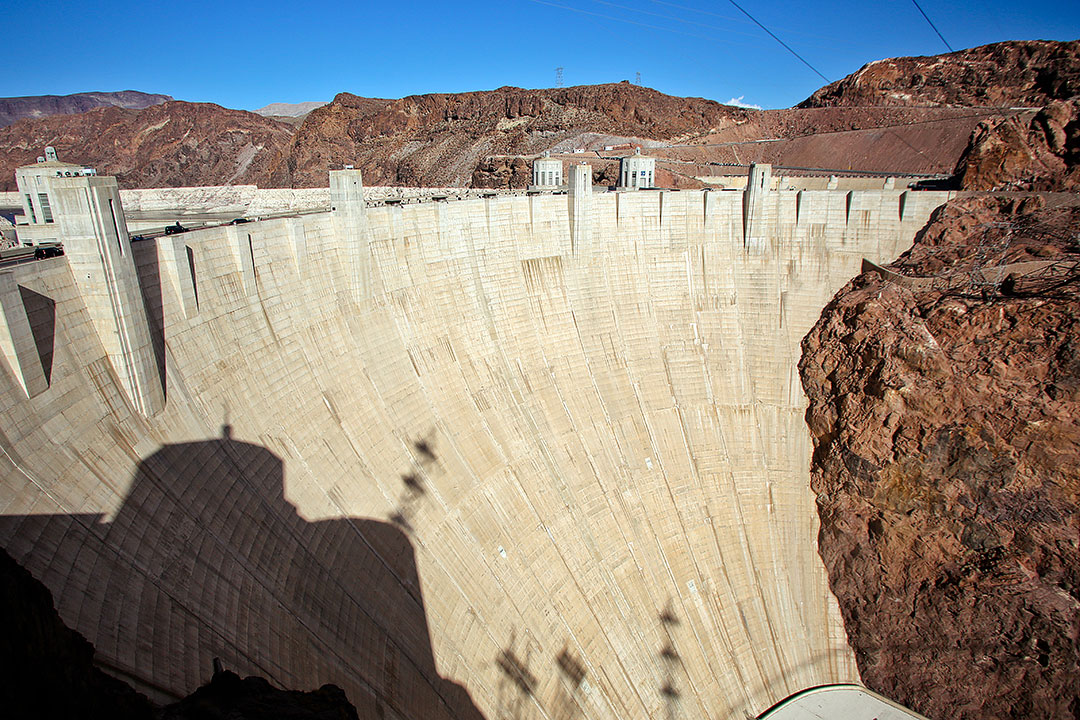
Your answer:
[0,174,951,719]
[757,684,929,719]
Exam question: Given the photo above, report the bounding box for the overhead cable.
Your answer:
[528,0,729,43]
[590,0,766,39]
[724,0,830,83]
[910,0,954,52]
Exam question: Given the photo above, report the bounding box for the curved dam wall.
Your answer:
[0,175,951,719]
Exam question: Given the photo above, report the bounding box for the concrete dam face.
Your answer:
[0,170,951,719]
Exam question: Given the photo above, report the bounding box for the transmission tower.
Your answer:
[555,67,564,88]
[635,71,641,85]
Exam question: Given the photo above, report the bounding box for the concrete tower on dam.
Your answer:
[532,152,564,189]
[0,163,950,718]
[619,149,655,190]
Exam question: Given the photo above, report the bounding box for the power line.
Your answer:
[724,0,830,84]
[579,0,776,42]
[649,0,863,49]
[910,0,954,52]
[552,0,773,42]
[528,0,740,44]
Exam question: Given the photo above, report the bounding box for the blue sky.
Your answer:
[5,0,1079,110]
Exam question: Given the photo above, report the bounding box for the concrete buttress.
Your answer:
[0,271,49,398]
[744,162,772,251]
[50,175,164,417]
[330,169,371,300]
[568,163,592,255]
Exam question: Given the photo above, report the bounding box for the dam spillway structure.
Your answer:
[0,164,951,718]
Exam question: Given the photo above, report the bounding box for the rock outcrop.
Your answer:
[800,197,1080,719]
[1,545,363,719]
[0,547,156,720]
[954,99,1080,190]
[161,671,359,720]
[0,90,171,128]
[0,86,1004,191]
[0,101,294,191]
[801,40,1080,108]
[470,156,532,189]
[264,83,746,188]
[1,42,1078,192]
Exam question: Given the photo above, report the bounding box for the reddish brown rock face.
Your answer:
[470,156,532,189]
[1,41,1077,195]
[263,83,747,189]
[954,99,1080,191]
[801,40,1080,108]
[0,101,294,191]
[800,197,1080,719]
[0,91,171,128]
[6,40,1079,192]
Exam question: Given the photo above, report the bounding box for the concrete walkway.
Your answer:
[759,684,929,719]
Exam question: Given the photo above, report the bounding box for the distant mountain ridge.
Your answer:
[0,101,293,191]
[0,90,171,127]
[254,101,328,118]
[1,40,1078,190]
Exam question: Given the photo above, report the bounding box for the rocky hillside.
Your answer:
[954,99,1080,190]
[802,40,1080,108]
[0,101,294,191]
[0,90,170,128]
[0,40,1078,190]
[800,196,1080,719]
[264,83,747,188]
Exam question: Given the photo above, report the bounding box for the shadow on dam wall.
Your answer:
[0,186,962,719]
[0,427,485,720]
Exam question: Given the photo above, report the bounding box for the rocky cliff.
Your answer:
[0,90,171,127]
[1,41,1078,192]
[800,196,1080,719]
[264,83,746,188]
[0,101,294,191]
[802,40,1080,108]
[0,83,1003,191]
[954,99,1080,190]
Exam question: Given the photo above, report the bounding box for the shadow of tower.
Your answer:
[0,426,484,720]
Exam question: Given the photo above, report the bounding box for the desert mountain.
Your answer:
[801,39,1080,108]
[0,90,171,128]
[263,83,747,188]
[1,40,1078,191]
[262,40,1080,189]
[0,101,293,192]
[253,101,328,118]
